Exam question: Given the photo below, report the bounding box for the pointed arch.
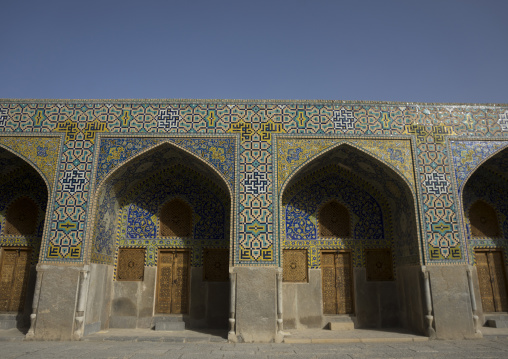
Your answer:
[278,140,423,333]
[459,144,508,195]
[0,145,51,250]
[461,146,508,253]
[280,140,416,198]
[87,140,233,265]
[279,142,420,262]
[0,146,50,316]
[94,139,233,198]
[87,137,233,330]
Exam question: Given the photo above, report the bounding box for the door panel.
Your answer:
[490,251,508,311]
[171,251,190,314]
[321,251,353,315]
[322,252,337,314]
[0,248,31,312]
[336,252,353,314]
[476,251,494,312]
[155,250,189,314]
[476,250,508,312]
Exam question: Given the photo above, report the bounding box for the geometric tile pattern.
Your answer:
[418,141,461,262]
[499,111,508,132]
[284,165,386,241]
[114,164,230,268]
[278,141,420,266]
[0,100,507,267]
[450,140,508,194]
[92,142,231,267]
[0,108,7,127]
[282,164,392,269]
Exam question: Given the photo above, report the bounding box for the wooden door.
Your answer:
[322,251,353,314]
[155,250,190,314]
[476,250,508,312]
[0,248,31,312]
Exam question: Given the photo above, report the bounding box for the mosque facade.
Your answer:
[0,99,507,341]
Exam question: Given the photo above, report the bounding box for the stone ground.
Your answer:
[1,327,508,359]
[2,339,508,359]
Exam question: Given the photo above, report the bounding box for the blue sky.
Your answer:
[1,0,507,103]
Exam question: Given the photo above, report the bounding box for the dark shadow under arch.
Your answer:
[462,148,508,314]
[279,142,425,335]
[462,147,508,243]
[0,147,49,332]
[88,141,233,333]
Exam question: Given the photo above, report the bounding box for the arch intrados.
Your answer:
[118,162,230,209]
[280,142,414,199]
[0,145,51,262]
[461,146,508,194]
[0,144,51,195]
[95,140,233,199]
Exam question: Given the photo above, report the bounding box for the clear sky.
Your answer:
[1,0,507,103]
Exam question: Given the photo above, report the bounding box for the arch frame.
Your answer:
[84,133,238,268]
[449,138,508,265]
[453,140,508,196]
[274,134,423,268]
[0,141,54,264]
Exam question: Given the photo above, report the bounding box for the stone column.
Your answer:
[233,267,278,342]
[32,265,85,340]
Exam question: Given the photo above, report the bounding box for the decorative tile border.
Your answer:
[0,100,507,266]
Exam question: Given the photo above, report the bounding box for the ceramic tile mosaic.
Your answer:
[0,99,507,267]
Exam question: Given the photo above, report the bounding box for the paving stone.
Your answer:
[183,337,210,343]
[179,354,223,359]
[220,343,260,351]
[267,355,318,359]
[3,339,508,359]
[161,337,185,343]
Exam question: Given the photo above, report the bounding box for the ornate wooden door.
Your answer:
[322,251,353,315]
[155,250,190,314]
[0,248,31,312]
[476,250,508,312]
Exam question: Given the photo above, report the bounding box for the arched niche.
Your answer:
[90,141,232,331]
[462,148,508,313]
[0,146,49,328]
[463,147,508,243]
[280,143,422,334]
